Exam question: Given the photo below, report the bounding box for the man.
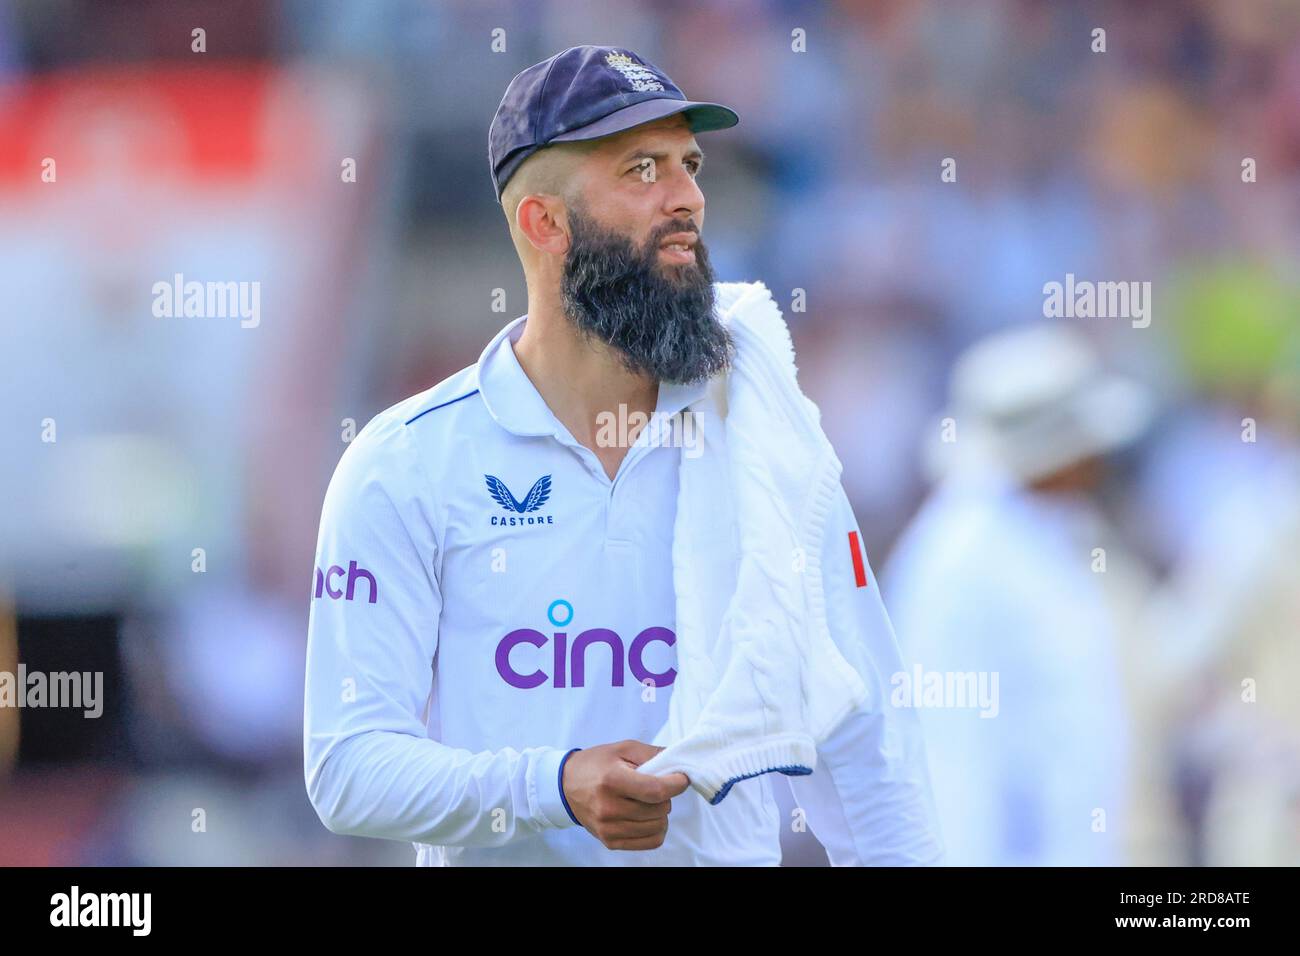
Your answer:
[304,45,942,865]
[884,322,1153,866]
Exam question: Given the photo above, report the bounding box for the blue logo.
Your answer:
[485,474,554,526]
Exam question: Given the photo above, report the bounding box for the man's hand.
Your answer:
[561,740,690,850]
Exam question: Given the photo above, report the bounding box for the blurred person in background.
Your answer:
[1139,263,1300,865]
[883,322,1160,866]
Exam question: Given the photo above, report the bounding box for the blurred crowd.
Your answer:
[1,0,1297,865]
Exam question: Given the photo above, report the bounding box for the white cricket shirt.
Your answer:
[304,312,944,866]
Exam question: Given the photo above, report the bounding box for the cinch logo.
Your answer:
[313,561,378,603]
[496,599,676,689]
[485,474,555,527]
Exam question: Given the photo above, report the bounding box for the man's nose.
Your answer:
[660,164,705,221]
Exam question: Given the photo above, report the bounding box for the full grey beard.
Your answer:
[559,203,734,385]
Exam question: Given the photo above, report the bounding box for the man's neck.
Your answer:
[511,295,659,466]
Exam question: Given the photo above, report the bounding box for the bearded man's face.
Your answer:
[558,200,733,385]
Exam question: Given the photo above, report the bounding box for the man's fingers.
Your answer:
[614,739,664,766]
[660,771,690,796]
[576,743,693,851]
[607,830,670,852]
[614,763,691,803]
[600,816,669,843]
[604,794,673,821]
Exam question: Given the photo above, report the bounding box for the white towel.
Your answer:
[637,280,870,804]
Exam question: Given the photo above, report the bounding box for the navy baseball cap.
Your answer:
[489,45,739,202]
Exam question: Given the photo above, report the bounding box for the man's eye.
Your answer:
[627,159,700,178]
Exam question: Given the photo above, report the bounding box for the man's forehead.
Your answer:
[597,114,698,152]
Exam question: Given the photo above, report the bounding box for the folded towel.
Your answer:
[637,280,871,804]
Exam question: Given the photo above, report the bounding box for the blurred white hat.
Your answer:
[924,322,1155,483]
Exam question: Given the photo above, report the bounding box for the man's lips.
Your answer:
[658,232,698,264]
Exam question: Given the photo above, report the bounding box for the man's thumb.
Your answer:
[618,739,665,766]
[628,744,691,794]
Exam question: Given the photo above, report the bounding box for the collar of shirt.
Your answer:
[476,314,711,449]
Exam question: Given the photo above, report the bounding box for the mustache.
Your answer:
[647,219,699,247]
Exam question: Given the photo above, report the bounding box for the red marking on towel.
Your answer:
[848,531,868,588]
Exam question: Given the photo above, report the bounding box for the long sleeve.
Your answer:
[784,485,946,866]
[303,420,579,847]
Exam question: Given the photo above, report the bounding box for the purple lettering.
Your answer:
[629,626,677,687]
[572,628,624,688]
[346,560,378,604]
[325,565,345,599]
[497,629,547,689]
[495,625,676,688]
[314,561,379,602]
[553,632,567,688]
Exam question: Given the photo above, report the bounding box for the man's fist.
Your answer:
[561,740,691,850]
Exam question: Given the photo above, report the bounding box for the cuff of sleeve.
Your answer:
[532,747,583,829]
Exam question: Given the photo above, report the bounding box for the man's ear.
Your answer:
[515,194,570,257]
